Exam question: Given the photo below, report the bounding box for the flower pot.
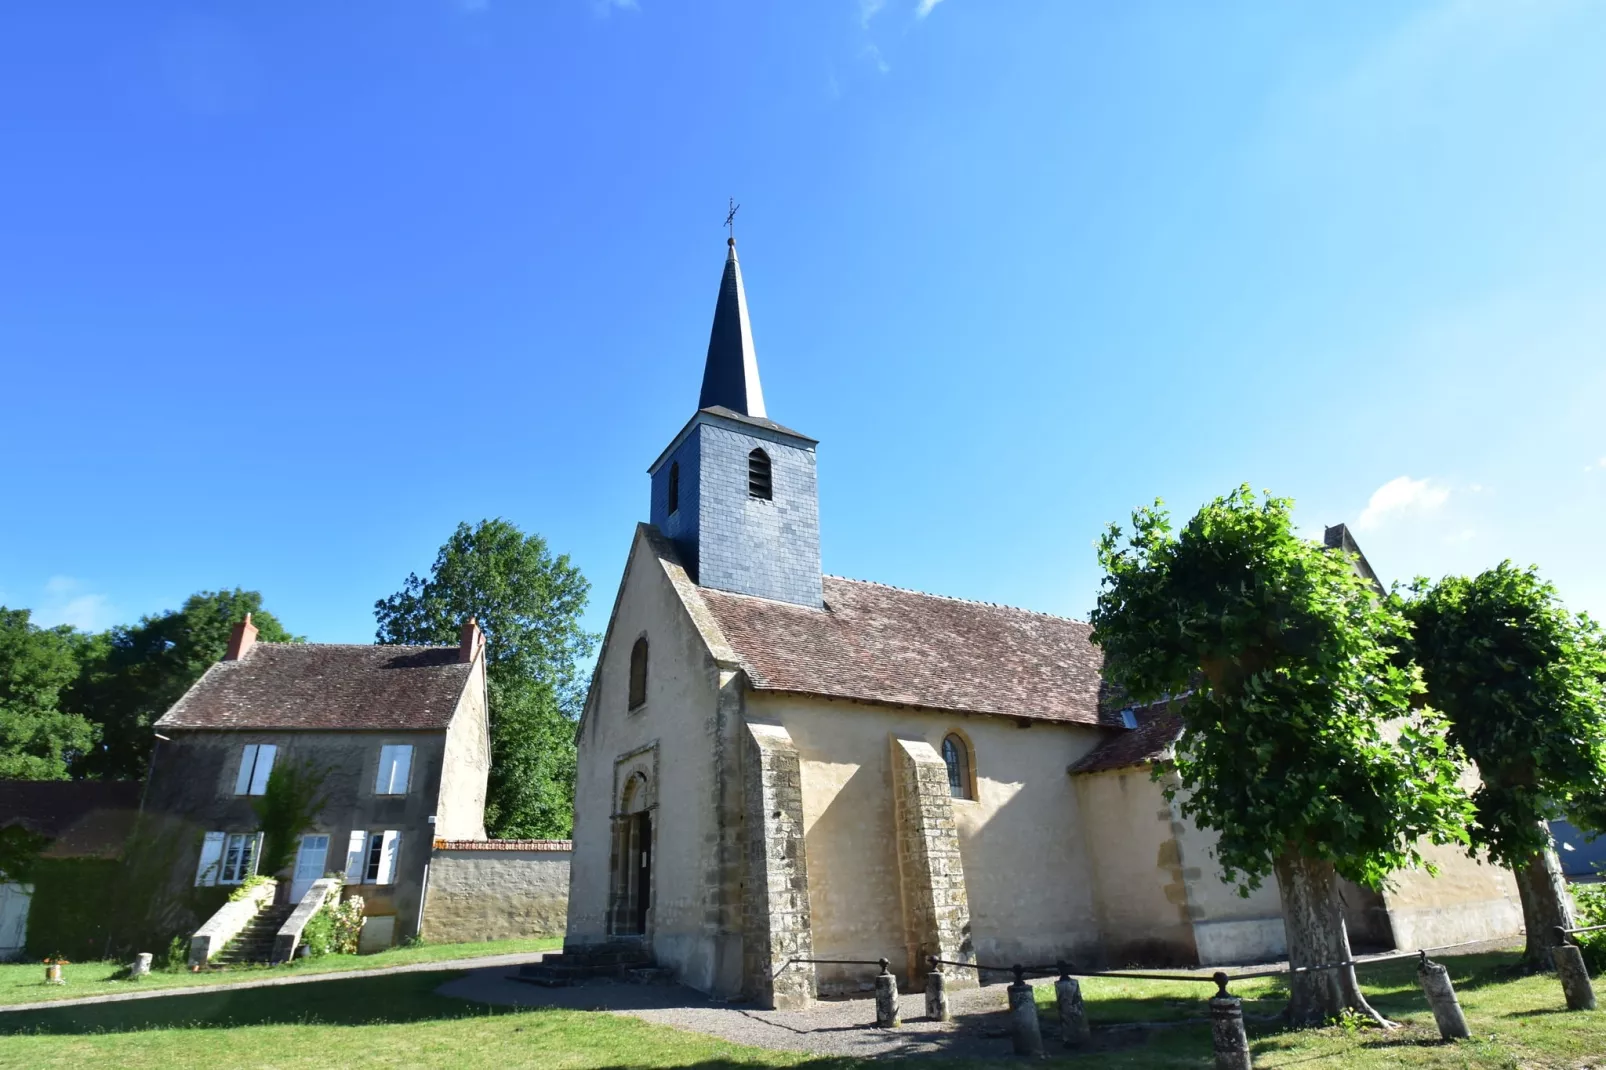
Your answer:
[45,963,62,984]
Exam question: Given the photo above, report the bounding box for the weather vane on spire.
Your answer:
[724,196,740,241]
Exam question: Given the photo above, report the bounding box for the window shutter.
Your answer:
[195,831,225,887]
[234,745,258,796]
[391,746,412,795]
[249,744,277,795]
[345,831,367,883]
[377,830,400,885]
[375,746,394,794]
[248,832,264,877]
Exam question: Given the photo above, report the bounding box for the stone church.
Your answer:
[562,237,1522,1009]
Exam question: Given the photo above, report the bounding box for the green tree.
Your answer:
[375,519,596,838]
[1399,563,1606,967]
[1090,487,1471,1027]
[68,590,299,780]
[0,608,99,779]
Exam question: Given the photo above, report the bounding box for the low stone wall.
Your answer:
[273,877,340,963]
[189,880,275,966]
[420,839,571,944]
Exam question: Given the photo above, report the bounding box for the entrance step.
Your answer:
[515,941,655,987]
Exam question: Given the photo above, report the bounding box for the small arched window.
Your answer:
[628,637,648,710]
[667,462,680,515]
[942,734,972,800]
[748,448,772,500]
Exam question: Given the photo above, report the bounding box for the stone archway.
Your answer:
[609,771,654,936]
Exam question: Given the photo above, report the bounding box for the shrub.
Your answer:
[300,891,365,958]
[228,874,274,903]
[1574,880,1606,972]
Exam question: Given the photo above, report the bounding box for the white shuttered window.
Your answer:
[374,745,413,796]
[363,830,400,884]
[194,831,225,886]
[233,744,277,796]
[344,831,368,883]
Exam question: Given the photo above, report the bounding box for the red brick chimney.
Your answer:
[224,613,258,661]
[458,616,484,664]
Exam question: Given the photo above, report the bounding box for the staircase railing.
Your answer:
[188,880,276,968]
[272,878,341,963]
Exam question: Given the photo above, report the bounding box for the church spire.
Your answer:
[698,237,767,418]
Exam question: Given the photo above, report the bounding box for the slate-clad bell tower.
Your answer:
[647,238,823,609]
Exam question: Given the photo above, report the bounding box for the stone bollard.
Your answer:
[1007,965,1044,1058]
[925,958,951,1022]
[1209,973,1252,1070]
[875,958,902,1028]
[130,953,153,980]
[1416,951,1469,1040]
[1054,961,1090,1048]
[1551,929,1597,1012]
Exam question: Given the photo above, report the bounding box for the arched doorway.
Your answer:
[610,772,653,936]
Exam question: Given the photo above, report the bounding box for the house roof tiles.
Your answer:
[1067,702,1183,774]
[155,643,472,731]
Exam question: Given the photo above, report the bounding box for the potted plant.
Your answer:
[43,956,68,984]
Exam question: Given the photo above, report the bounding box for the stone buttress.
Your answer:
[741,722,816,1009]
[891,737,977,988]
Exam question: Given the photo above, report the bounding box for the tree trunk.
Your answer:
[1514,835,1576,970]
[1274,851,1395,1028]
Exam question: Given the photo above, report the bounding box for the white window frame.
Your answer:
[195,831,226,886]
[362,830,400,885]
[234,744,277,796]
[344,830,368,883]
[218,832,263,885]
[374,745,414,796]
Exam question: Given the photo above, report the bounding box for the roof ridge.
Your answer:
[823,575,1091,626]
[252,641,458,651]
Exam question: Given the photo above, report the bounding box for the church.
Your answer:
[560,237,1522,1009]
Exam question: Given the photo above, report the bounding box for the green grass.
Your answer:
[0,948,1599,1068]
[0,935,563,1006]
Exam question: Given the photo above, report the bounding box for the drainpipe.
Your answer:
[415,862,430,941]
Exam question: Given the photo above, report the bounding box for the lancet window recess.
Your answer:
[747,448,772,500]
[942,734,974,800]
[628,637,648,711]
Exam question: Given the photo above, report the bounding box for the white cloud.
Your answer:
[1356,476,1451,531]
[862,43,890,74]
[32,576,119,632]
[591,0,637,15]
[859,0,885,28]
[916,0,944,17]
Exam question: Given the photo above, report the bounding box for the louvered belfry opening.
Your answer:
[667,462,680,514]
[747,448,772,500]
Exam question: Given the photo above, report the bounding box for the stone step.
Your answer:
[515,949,656,987]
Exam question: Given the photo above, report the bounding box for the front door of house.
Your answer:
[291,835,330,903]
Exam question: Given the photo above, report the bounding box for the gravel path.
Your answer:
[437,968,1097,1060]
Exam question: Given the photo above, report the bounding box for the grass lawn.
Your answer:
[0,948,1599,1068]
[0,935,563,1006]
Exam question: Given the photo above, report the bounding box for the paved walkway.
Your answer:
[0,951,550,1015]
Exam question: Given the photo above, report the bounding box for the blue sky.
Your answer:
[3,0,1604,646]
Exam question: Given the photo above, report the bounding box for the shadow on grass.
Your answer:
[0,971,501,1035]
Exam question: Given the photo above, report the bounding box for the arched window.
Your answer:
[628,637,648,710]
[667,462,680,515]
[942,734,972,800]
[747,448,772,500]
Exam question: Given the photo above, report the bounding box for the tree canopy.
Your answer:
[375,519,596,838]
[67,590,298,780]
[1090,487,1471,1024]
[0,607,99,779]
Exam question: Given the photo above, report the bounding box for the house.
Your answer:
[144,615,490,949]
[560,236,1523,1008]
[0,779,142,960]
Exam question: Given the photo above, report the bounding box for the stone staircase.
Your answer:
[213,904,295,967]
[516,940,663,987]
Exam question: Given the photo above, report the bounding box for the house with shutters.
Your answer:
[143,613,490,949]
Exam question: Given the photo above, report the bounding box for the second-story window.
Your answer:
[234,743,277,796]
[667,462,680,514]
[748,448,772,500]
[628,637,648,711]
[375,744,414,795]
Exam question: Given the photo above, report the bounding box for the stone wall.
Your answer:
[741,721,816,1009]
[890,737,976,987]
[421,841,571,943]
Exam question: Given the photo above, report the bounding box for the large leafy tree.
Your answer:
[375,519,596,838]
[1090,487,1471,1027]
[1399,563,1606,968]
[68,590,298,780]
[0,608,99,779]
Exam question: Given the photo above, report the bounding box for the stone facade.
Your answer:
[648,411,822,608]
[741,722,816,1010]
[421,841,571,943]
[890,737,977,988]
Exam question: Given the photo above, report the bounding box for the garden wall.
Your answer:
[420,840,570,944]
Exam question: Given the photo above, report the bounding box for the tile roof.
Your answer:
[697,577,1117,726]
[156,643,472,731]
[433,839,573,852]
[0,779,143,858]
[1067,702,1183,775]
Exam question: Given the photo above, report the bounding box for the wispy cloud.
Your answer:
[33,576,119,632]
[916,0,944,17]
[591,0,637,16]
[1356,476,1451,531]
[862,43,890,74]
[859,0,885,28]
